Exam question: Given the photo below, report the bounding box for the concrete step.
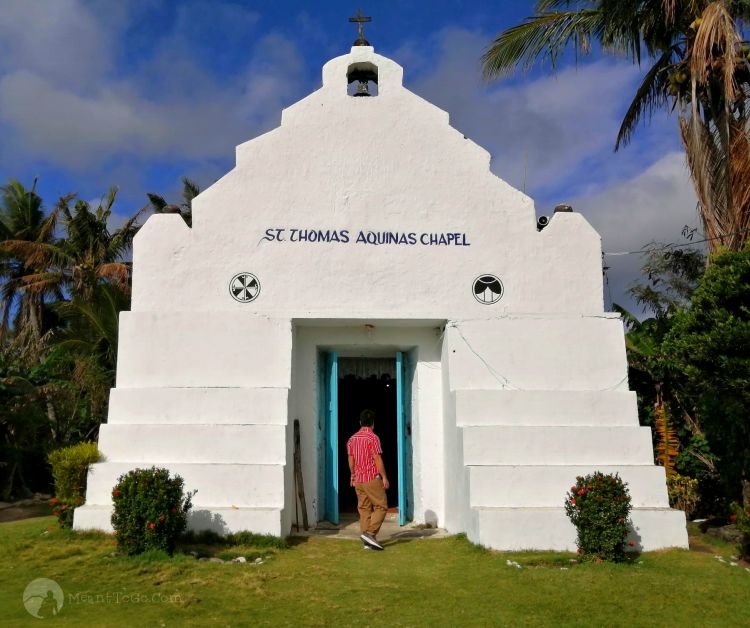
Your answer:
[84,462,285,507]
[74,504,284,536]
[108,387,288,425]
[97,424,286,464]
[462,426,654,465]
[468,465,669,508]
[455,390,638,426]
[469,507,688,552]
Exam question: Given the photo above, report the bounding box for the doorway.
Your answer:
[338,360,398,514]
[319,351,413,526]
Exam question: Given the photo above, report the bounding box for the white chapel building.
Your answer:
[74,42,688,551]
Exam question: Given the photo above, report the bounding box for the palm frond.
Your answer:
[55,192,76,223]
[691,1,741,102]
[96,262,130,292]
[146,192,167,211]
[181,177,200,204]
[20,272,65,294]
[102,186,118,214]
[108,205,146,258]
[611,302,642,330]
[616,47,675,149]
[482,10,604,78]
[679,113,727,247]
[0,239,72,270]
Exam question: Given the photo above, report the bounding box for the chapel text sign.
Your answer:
[262,227,470,247]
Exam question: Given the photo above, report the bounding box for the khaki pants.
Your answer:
[354,478,388,537]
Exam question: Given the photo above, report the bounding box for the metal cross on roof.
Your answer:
[348,8,372,46]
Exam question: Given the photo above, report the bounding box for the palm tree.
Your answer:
[482,1,750,252]
[0,179,64,431]
[50,283,129,440]
[147,176,200,227]
[2,186,144,302]
[0,179,60,342]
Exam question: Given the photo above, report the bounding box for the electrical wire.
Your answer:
[602,227,748,257]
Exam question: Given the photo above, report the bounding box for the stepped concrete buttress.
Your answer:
[442,318,688,552]
[74,313,294,535]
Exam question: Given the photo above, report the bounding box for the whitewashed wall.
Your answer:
[130,47,603,320]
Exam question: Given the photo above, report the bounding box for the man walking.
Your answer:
[347,409,389,551]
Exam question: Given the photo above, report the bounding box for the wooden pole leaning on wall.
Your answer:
[293,419,309,531]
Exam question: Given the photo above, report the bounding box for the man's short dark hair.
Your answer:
[359,409,375,426]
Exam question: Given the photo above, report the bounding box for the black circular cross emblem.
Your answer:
[229,272,260,303]
[473,274,504,305]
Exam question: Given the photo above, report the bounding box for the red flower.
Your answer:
[628,541,636,547]
[49,497,59,504]
[618,518,625,523]
[577,489,586,496]
[570,498,577,506]
[570,486,576,492]
[112,489,122,497]
[158,515,166,522]
[149,522,155,530]
[729,514,737,523]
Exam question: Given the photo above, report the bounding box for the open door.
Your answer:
[396,351,413,525]
[323,351,339,524]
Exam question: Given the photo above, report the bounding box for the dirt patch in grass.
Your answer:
[0,502,53,523]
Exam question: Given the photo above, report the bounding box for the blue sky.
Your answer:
[0,0,700,310]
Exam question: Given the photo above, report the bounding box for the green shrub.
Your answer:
[564,472,632,562]
[111,467,194,556]
[47,442,100,528]
[226,531,288,549]
[48,442,101,499]
[179,529,288,550]
[730,503,750,560]
[667,473,700,518]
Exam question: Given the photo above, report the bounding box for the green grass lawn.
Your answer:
[1,517,749,627]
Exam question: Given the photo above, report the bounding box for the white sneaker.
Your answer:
[360,533,384,551]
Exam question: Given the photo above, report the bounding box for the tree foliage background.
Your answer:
[0,180,143,499]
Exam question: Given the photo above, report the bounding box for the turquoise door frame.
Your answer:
[396,351,414,525]
[320,350,412,526]
[323,351,339,524]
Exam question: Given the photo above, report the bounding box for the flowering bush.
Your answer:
[564,472,632,562]
[730,503,750,559]
[49,496,83,528]
[48,442,101,528]
[110,467,194,556]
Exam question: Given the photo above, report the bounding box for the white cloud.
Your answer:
[0,1,308,171]
[402,28,679,202]
[0,0,116,87]
[572,151,700,311]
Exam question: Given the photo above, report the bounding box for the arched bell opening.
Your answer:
[347,62,379,97]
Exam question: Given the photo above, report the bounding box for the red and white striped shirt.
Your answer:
[346,427,382,483]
